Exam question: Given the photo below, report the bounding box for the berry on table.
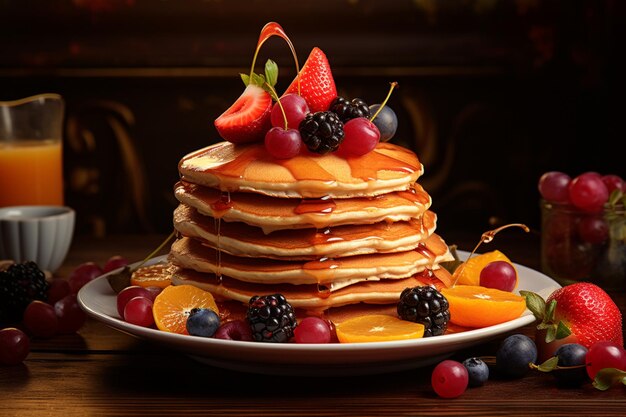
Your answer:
[0,261,49,322]
[23,300,58,339]
[247,294,297,343]
[54,294,87,334]
[585,340,626,380]
[431,360,469,398]
[186,308,220,337]
[0,328,30,366]
[293,317,332,344]
[47,279,71,305]
[299,111,344,154]
[553,343,589,386]
[368,104,398,142]
[496,334,537,378]
[214,320,254,341]
[397,286,450,337]
[103,256,129,274]
[462,357,489,387]
[330,97,370,122]
[68,262,103,294]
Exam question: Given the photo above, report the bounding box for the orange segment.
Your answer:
[152,285,219,334]
[453,250,517,288]
[441,285,526,328]
[130,264,172,289]
[335,314,424,343]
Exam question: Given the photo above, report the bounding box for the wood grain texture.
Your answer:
[1,234,625,416]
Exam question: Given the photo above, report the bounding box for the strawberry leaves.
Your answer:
[241,59,279,101]
[520,290,572,343]
[592,368,626,391]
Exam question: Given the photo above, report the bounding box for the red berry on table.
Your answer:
[431,360,469,398]
[293,317,332,344]
[283,47,337,112]
[601,174,624,194]
[538,171,571,203]
[54,294,87,334]
[585,341,626,380]
[123,297,155,328]
[479,261,517,292]
[340,117,380,156]
[270,93,309,129]
[47,278,71,304]
[68,262,103,294]
[568,172,609,213]
[103,255,129,274]
[23,300,58,339]
[214,84,273,144]
[264,127,302,159]
[0,328,30,366]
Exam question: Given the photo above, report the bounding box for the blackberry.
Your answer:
[299,111,344,154]
[397,286,449,337]
[329,97,370,122]
[247,294,297,343]
[0,262,49,322]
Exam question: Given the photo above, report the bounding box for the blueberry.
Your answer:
[553,343,589,386]
[186,308,220,337]
[368,104,397,142]
[496,334,537,378]
[462,357,489,387]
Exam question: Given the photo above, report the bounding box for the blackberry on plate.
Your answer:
[330,97,370,122]
[397,286,449,337]
[299,111,344,154]
[247,294,297,343]
[0,261,49,322]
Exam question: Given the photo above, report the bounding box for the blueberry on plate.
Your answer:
[186,308,220,337]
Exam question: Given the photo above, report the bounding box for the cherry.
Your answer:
[340,117,380,156]
[23,301,58,339]
[0,328,30,366]
[265,127,302,159]
[270,93,309,129]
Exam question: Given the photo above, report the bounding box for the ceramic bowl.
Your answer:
[0,206,75,272]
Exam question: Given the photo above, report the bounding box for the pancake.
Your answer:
[168,235,454,289]
[170,265,452,309]
[173,204,438,260]
[178,141,423,199]
[174,181,431,233]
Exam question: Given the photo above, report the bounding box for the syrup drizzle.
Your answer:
[303,257,341,290]
[210,191,232,283]
[397,184,430,206]
[294,196,336,214]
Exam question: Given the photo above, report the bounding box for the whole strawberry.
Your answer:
[523,283,623,360]
[283,47,337,112]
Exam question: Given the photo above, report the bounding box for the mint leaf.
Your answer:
[520,291,546,321]
[555,320,572,340]
[537,356,559,373]
[264,59,278,88]
[593,368,626,391]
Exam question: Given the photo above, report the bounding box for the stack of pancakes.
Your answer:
[168,141,454,317]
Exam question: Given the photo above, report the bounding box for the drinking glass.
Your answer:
[0,93,65,207]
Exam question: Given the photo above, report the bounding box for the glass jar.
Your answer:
[540,199,626,291]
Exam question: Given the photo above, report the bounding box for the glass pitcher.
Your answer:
[0,93,65,207]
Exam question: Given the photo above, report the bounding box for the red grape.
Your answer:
[54,294,87,334]
[213,320,254,341]
[0,328,30,366]
[578,216,609,244]
[264,127,302,159]
[270,93,309,129]
[116,286,152,317]
[47,278,71,304]
[340,117,380,156]
[293,317,332,344]
[479,261,517,292]
[538,171,571,203]
[144,286,163,301]
[431,360,469,398]
[123,297,154,327]
[602,175,624,194]
[23,301,58,339]
[585,341,626,379]
[569,172,609,213]
[103,255,129,273]
[68,262,103,294]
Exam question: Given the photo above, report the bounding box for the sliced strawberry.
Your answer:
[214,84,272,144]
[284,47,337,113]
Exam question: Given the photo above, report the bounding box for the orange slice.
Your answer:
[452,250,517,288]
[152,285,219,334]
[335,314,424,343]
[441,285,526,328]
[130,263,172,289]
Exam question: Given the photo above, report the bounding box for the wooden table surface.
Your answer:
[1,233,625,417]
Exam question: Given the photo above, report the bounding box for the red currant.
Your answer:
[431,360,469,398]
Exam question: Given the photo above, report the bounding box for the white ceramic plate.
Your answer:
[78,253,560,376]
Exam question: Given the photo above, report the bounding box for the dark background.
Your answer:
[1,0,623,238]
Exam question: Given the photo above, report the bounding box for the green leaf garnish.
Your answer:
[520,290,546,321]
[545,299,557,322]
[537,356,559,373]
[264,59,278,89]
[546,325,557,343]
[593,368,626,391]
[555,320,572,339]
[240,72,266,88]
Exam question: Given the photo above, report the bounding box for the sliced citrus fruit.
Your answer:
[152,285,219,334]
[130,263,172,289]
[335,314,424,343]
[452,250,517,288]
[441,285,526,328]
